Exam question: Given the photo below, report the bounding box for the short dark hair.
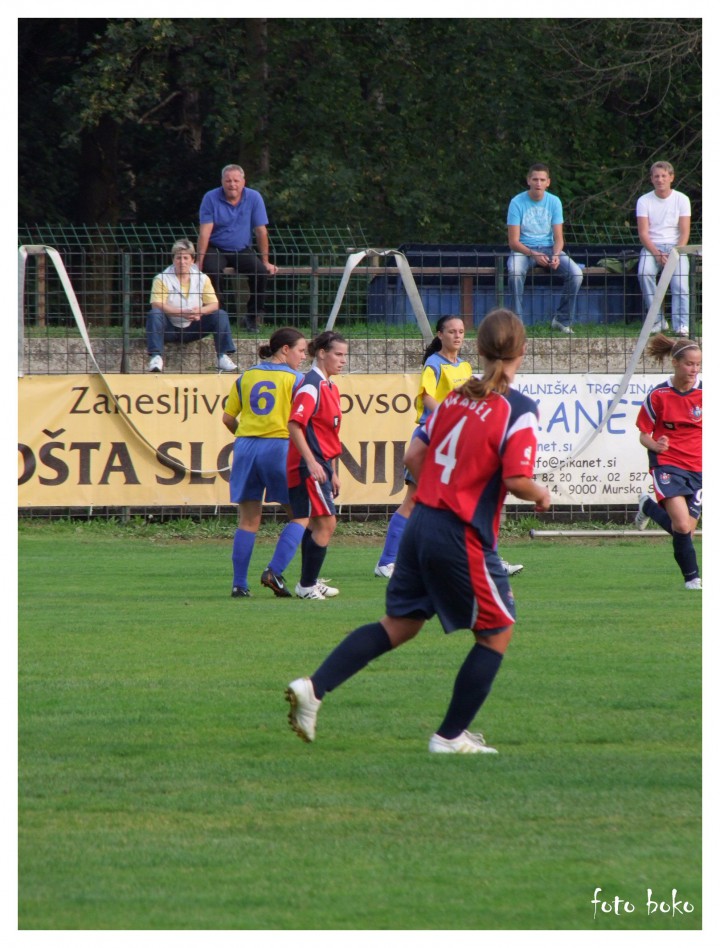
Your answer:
[528,163,550,176]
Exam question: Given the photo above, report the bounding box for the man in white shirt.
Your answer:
[636,161,692,336]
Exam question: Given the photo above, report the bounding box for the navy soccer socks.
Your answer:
[672,530,699,582]
[436,643,503,741]
[310,622,393,700]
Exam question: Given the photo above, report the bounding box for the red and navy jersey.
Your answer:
[414,385,539,549]
[636,379,702,472]
[287,366,343,477]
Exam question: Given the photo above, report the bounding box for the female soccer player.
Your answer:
[287,331,349,600]
[374,314,523,579]
[222,327,308,598]
[634,334,702,590]
[286,308,551,753]
[374,315,471,578]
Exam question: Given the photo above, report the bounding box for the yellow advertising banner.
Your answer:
[18,374,421,507]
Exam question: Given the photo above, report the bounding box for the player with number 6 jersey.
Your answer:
[286,309,551,754]
[222,328,309,599]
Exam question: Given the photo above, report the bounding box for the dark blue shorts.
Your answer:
[288,465,336,519]
[651,466,702,520]
[230,438,290,505]
[385,504,516,636]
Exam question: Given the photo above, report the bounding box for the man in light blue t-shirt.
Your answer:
[506,163,583,334]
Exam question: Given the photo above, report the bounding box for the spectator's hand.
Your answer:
[548,254,560,271]
[264,262,279,276]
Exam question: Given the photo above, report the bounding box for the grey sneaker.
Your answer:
[501,559,524,576]
[374,562,394,578]
[429,730,498,754]
[148,354,163,373]
[286,677,321,742]
[551,318,574,335]
[685,578,702,590]
[635,492,651,530]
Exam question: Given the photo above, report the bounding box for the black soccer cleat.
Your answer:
[261,567,292,598]
[231,586,251,598]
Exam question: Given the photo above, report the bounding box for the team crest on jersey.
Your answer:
[690,405,702,420]
[659,472,672,484]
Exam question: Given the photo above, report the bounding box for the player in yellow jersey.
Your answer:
[222,328,308,597]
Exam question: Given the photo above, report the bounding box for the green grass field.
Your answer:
[18,525,702,930]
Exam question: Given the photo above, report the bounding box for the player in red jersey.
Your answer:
[287,331,348,600]
[635,334,702,590]
[286,309,551,753]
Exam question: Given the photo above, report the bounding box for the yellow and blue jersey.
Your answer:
[415,352,473,424]
[225,362,304,439]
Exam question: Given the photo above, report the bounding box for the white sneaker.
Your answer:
[676,327,690,338]
[148,355,163,373]
[501,559,523,576]
[551,318,574,335]
[429,730,498,754]
[685,578,702,590]
[316,579,339,598]
[374,562,394,578]
[217,353,237,372]
[285,677,321,742]
[295,582,326,600]
[635,492,651,530]
[650,319,668,333]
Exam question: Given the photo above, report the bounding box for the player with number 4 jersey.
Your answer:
[286,309,551,754]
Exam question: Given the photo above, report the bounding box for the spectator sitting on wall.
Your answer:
[196,164,279,334]
[145,238,237,374]
[506,162,583,335]
[636,160,692,337]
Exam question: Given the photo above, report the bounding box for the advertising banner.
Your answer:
[18,373,659,507]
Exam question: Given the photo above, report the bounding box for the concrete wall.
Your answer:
[21,334,675,376]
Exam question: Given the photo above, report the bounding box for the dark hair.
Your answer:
[421,315,464,365]
[308,331,347,358]
[528,162,550,176]
[258,327,306,360]
[457,308,526,399]
[646,333,701,364]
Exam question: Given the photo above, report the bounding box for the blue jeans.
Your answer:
[638,245,689,330]
[146,308,236,356]
[507,249,583,325]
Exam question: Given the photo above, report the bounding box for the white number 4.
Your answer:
[433,418,468,484]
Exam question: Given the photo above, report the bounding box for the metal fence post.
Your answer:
[310,253,319,335]
[121,251,131,373]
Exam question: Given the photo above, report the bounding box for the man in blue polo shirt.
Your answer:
[506,163,583,334]
[197,164,278,333]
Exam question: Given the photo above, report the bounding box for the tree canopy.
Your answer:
[18,17,701,243]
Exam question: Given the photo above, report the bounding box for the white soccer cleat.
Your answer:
[501,559,524,576]
[315,579,339,598]
[685,578,702,590]
[295,582,326,600]
[285,677,321,742]
[148,355,163,373]
[428,730,498,754]
[635,492,651,530]
[374,562,394,578]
